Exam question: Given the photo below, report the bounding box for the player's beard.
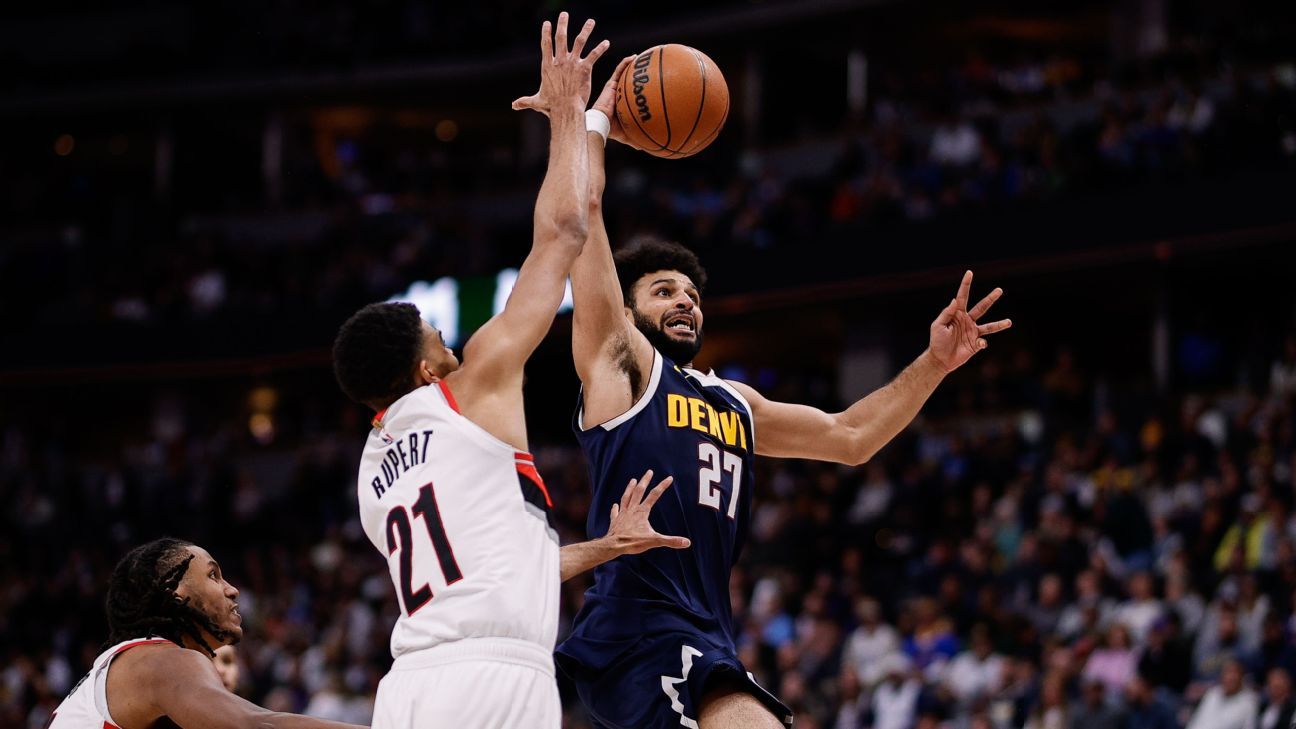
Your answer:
[632,309,703,365]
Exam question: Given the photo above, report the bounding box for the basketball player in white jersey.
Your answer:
[47,537,361,729]
[331,14,689,729]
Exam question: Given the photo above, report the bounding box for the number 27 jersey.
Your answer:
[356,381,560,659]
[563,350,756,651]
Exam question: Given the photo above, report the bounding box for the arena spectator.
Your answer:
[1084,624,1140,700]
[942,624,1005,708]
[1254,667,1296,729]
[1114,571,1165,644]
[1123,675,1178,729]
[871,654,921,729]
[1072,677,1126,729]
[843,596,902,690]
[1186,658,1259,729]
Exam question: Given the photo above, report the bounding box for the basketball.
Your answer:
[615,44,729,158]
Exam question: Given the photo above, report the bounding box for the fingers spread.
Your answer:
[936,298,958,326]
[955,270,973,310]
[968,287,1002,321]
[977,318,1013,336]
[610,503,620,520]
[665,536,691,549]
[586,38,611,65]
[570,18,595,58]
[630,469,653,504]
[554,12,569,59]
[540,20,552,59]
[642,476,675,509]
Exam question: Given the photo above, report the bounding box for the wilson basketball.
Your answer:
[615,44,729,158]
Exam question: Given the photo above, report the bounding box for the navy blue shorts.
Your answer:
[558,629,793,729]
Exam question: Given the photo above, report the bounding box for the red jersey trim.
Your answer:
[437,381,461,414]
[516,458,553,508]
[111,638,172,657]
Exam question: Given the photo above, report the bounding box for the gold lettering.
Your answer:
[689,398,707,433]
[738,417,748,450]
[667,394,688,427]
[718,411,738,446]
[706,404,722,439]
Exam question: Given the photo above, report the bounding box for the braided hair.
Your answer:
[104,538,232,656]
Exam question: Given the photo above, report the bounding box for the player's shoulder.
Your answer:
[113,641,213,681]
[677,367,760,406]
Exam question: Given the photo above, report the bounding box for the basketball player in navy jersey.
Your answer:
[555,61,1013,728]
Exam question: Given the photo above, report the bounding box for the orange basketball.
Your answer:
[615,44,729,158]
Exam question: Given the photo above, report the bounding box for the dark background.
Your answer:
[2,1,1296,728]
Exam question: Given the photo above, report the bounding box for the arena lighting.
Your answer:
[389,269,574,347]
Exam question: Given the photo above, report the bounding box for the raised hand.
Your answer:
[590,55,640,148]
[512,13,610,117]
[928,270,1012,373]
[606,469,691,555]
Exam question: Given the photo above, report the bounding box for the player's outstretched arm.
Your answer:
[560,469,690,581]
[730,271,1012,465]
[116,644,365,729]
[569,57,657,427]
[462,14,609,388]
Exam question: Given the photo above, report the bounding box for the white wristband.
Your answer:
[585,109,610,143]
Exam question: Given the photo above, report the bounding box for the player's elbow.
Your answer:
[539,210,589,250]
[844,449,875,468]
[842,427,880,466]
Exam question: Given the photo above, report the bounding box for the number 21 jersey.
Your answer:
[559,350,756,661]
[356,381,560,659]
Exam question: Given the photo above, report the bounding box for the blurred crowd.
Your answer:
[3,333,1296,728]
[4,7,1296,729]
[1,0,746,93]
[3,48,1295,332]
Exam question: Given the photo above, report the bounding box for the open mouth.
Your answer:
[664,313,695,336]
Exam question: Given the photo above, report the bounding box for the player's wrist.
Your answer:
[603,532,634,557]
[548,103,586,128]
[917,348,951,377]
[585,109,610,144]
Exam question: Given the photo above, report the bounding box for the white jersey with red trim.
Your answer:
[357,381,561,659]
[47,638,172,729]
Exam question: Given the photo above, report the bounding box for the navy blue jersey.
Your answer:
[559,350,756,658]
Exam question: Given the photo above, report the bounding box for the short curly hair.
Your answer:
[333,302,426,409]
[613,237,708,308]
[105,538,231,656]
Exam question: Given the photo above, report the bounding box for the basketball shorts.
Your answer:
[559,628,793,729]
[372,637,560,729]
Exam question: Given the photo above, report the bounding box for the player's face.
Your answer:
[173,545,243,647]
[629,270,704,365]
[212,644,240,692]
[420,321,460,378]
